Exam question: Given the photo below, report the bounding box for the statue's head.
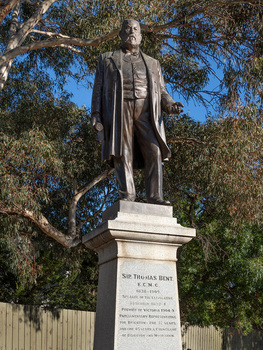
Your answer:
[119,19,142,50]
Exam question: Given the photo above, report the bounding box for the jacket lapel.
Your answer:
[141,52,155,90]
[111,49,122,72]
[141,52,154,71]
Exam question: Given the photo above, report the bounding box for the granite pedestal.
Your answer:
[82,201,196,350]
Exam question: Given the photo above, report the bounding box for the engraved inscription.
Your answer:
[116,261,181,348]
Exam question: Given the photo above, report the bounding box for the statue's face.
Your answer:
[120,20,142,49]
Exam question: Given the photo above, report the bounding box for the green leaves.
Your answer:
[0,59,114,308]
[0,128,62,211]
[164,109,263,332]
[0,0,263,327]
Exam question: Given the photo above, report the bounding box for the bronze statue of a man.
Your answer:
[91,19,183,205]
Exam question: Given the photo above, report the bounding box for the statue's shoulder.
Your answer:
[141,52,160,68]
[100,51,113,58]
[100,50,120,60]
[141,52,157,61]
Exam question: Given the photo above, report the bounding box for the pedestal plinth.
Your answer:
[82,201,196,350]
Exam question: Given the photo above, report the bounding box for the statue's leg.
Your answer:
[114,100,136,201]
[133,99,167,204]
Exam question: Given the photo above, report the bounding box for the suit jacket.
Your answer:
[91,49,175,168]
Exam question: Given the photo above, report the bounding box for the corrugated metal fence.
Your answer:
[0,302,95,350]
[181,324,223,350]
[181,325,263,350]
[1,302,263,350]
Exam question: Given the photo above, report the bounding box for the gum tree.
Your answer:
[0,0,263,325]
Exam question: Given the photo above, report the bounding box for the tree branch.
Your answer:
[141,0,260,33]
[0,205,80,248]
[168,136,205,145]
[0,0,260,92]
[30,29,71,39]
[0,28,120,66]
[0,0,20,24]
[0,0,260,85]
[0,167,115,247]
[9,1,20,37]
[0,0,57,91]
[18,0,57,40]
[0,1,20,91]
[68,168,114,236]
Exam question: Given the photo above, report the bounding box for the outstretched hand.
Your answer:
[168,102,184,115]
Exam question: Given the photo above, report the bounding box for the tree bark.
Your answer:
[0,168,114,248]
[0,0,57,91]
[68,168,114,236]
[0,0,260,92]
[0,0,20,24]
[0,206,81,248]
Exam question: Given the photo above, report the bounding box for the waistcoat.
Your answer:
[122,53,149,99]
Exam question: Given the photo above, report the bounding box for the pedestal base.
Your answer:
[82,201,196,350]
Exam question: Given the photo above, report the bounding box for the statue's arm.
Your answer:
[91,55,104,131]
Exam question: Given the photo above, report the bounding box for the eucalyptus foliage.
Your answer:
[0,0,262,332]
[164,110,263,332]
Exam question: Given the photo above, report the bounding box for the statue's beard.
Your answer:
[122,35,141,49]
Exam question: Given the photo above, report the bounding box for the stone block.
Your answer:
[82,201,196,350]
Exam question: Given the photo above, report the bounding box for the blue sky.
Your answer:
[65,62,223,124]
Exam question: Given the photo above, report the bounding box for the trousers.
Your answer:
[113,98,163,202]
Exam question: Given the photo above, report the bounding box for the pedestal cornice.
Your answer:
[82,201,196,264]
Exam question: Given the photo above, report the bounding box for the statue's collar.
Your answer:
[121,46,140,57]
[111,48,151,72]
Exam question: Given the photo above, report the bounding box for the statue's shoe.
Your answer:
[147,198,171,206]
